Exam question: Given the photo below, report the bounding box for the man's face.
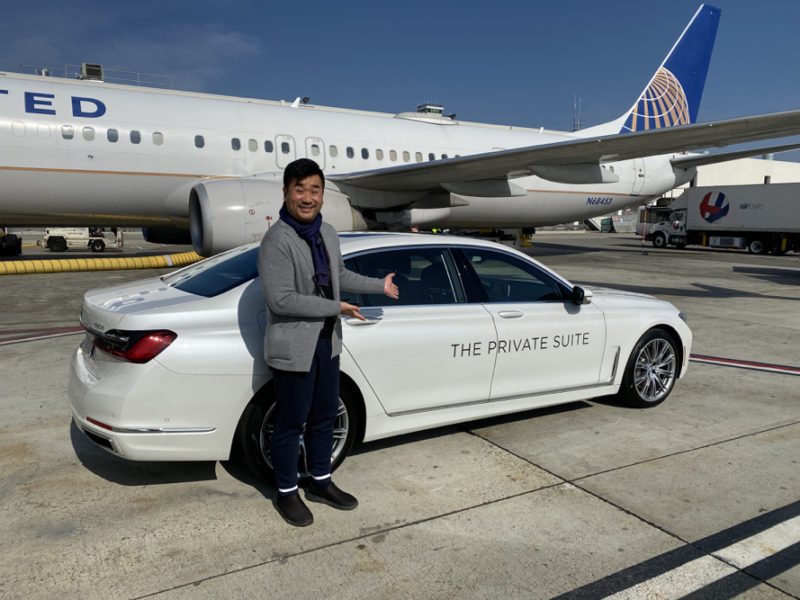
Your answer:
[283,174,324,224]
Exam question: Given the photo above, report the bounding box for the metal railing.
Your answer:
[18,64,173,89]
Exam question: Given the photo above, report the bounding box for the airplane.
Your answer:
[1,3,800,257]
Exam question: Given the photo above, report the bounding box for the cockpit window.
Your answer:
[163,246,259,297]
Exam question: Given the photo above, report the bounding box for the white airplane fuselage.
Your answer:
[0,72,688,234]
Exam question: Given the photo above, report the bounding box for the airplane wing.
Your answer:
[670,141,800,169]
[329,109,800,193]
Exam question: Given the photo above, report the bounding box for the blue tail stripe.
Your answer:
[620,4,720,133]
[664,4,720,123]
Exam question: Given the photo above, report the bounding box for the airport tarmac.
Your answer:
[1,232,798,600]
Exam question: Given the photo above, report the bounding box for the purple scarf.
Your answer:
[279,204,331,288]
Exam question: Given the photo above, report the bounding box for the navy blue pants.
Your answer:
[270,336,340,495]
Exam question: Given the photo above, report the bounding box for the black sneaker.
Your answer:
[306,481,358,510]
[274,494,314,527]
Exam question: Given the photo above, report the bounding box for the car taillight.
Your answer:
[90,329,177,363]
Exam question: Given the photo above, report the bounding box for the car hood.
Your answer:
[587,286,656,300]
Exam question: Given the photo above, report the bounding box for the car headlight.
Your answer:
[679,312,688,322]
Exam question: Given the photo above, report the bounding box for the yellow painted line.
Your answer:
[0,251,202,276]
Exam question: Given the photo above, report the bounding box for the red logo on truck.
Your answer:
[699,192,729,223]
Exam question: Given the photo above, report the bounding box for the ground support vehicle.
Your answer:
[650,183,800,254]
[636,204,676,240]
[68,233,692,481]
[0,227,22,256]
[42,227,123,253]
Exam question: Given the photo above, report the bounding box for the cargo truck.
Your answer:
[649,183,800,254]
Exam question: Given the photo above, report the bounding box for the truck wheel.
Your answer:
[652,233,667,249]
[90,239,105,252]
[747,239,765,254]
[48,237,67,252]
[616,328,679,408]
[235,382,360,482]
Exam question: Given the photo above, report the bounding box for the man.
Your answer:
[259,158,399,527]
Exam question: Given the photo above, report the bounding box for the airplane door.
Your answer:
[305,137,325,169]
[275,135,296,168]
[633,158,646,194]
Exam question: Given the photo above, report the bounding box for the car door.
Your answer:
[341,246,497,415]
[457,247,606,400]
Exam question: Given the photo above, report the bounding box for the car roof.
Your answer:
[337,231,512,254]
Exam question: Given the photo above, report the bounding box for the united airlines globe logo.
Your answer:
[621,68,690,132]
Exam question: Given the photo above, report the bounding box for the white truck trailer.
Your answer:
[650,183,800,254]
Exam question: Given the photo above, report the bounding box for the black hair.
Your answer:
[283,158,325,189]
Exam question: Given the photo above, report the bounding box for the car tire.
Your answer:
[90,239,105,252]
[235,381,360,482]
[616,328,679,408]
[48,237,67,252]
[652,233,667,249]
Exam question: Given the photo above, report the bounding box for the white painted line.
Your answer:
[714,515,800,567]
[603,556,735,599]
[603,515,800,598]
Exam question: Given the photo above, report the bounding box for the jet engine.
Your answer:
[189,177,368,256]
[141,227,193,245]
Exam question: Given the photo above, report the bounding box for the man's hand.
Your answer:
[384,273,400,299]
[340,301,366,321]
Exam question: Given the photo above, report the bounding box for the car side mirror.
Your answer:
[571,286,591,305]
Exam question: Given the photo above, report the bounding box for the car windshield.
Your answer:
[162,245,259,297]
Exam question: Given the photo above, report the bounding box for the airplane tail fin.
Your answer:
[581,4,720,136]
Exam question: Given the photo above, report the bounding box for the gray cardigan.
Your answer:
[258,219,385,372]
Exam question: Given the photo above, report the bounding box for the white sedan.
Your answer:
[69,232,692,478]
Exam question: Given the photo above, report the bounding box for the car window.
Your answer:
[344,247,463,306]
[163,246,259,297]
[460,248,568,302]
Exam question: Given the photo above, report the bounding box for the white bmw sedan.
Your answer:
[69,232,692,478]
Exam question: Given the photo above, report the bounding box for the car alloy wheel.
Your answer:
[236,384,359,482]
[617,329,678,408]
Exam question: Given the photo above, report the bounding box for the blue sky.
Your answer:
[2,0,799,158]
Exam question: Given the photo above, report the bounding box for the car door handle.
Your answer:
[497,310,524,319]
[345,318,381,326]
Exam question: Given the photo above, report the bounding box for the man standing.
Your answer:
[259,158,399,527]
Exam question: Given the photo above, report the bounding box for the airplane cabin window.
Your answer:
[442,154,448,159]
[12,122,24,137]
[346,146,354,159]
[389,150,397,161]
[281,141,290,154]
[231,137,241,151]
[130,130,141,144]
[402,151,410,162]
[152,132,164,145]
[329,145,338,157]
[415,152,423,162]
[83,127,95,141]
[428,153,435,161]
[195,135,205,148]
[310,143,320,156]
[248,139,257,152]
[107,129,118,143]
[376,149,384,160]
[61,125,74,140]
[264,140,274,152]
[38,124,50,139]
[361,148,369,159]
